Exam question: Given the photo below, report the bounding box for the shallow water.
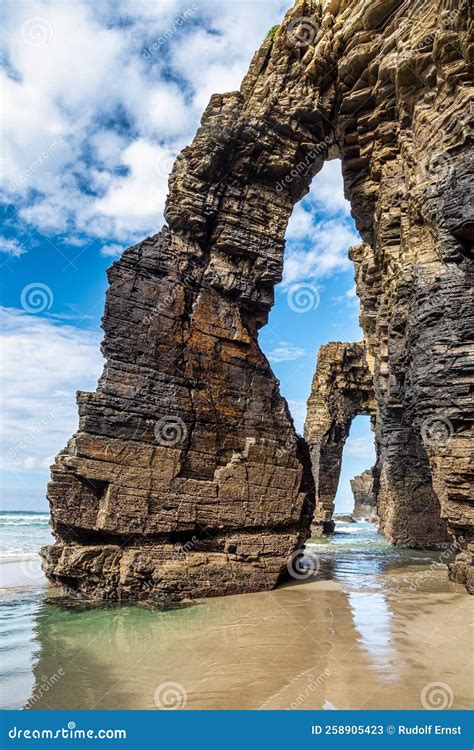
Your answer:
[0,512,53,563]
[0,521,472,710]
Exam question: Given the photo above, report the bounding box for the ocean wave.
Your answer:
[0,514,49,527]
[334,524,365,534]
[0,552,41,564]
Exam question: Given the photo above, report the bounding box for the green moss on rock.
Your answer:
[267,25,279,39]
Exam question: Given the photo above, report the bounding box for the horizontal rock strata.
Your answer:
[351,469,377,520]
[305,341,376,536]
[43,0,473,596]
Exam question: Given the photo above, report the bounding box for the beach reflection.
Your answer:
[1,522,472,711]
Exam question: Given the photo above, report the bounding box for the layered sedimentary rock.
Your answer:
[305,342,376,535]
[43,0,474,596]
[351,469,377,520]
[305,337,450,547]
[42,227,316,600]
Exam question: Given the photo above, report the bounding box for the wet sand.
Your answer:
[1,524,472,711]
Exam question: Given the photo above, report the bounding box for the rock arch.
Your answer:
[305,340,450,547]
[42,0,473,597]
[305,341,377,536]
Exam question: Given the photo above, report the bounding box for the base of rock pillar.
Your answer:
[40,529,303,602]
[448,548,474,594]
[309,520,335,538]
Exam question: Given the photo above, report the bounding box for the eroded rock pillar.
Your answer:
[304,342,376,536]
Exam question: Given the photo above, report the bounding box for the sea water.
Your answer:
[0,517,472,711]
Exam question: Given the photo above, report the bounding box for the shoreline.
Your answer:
[0,555,47,592]
[0,525,472,711]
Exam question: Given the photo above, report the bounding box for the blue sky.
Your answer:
[0,0,375,512]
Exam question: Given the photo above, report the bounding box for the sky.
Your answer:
[0,0,375,513]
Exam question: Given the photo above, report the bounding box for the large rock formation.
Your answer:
[305,338,451,547]
[351,469,377,520]
[304,341,376,535]
[43,0,474,597]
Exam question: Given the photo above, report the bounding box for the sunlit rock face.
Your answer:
[43,0,473,598]
[304,342,376,537]
[351,470,377,521]
[305,337,450,549]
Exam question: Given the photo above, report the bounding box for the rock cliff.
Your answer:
[304,341,376,535]
[43,0,473,597]
[351,469,377,520]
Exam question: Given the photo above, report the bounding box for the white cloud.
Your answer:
[308,159,352,216]
[345,284,357,299]
[1,0,289,248]
[0,307,104,474]
[287,399,307,434]
[283,218,359,286]
[100,243,124,258]
[23,455,54,471]
[0,236,26,257]
[91,139,172,239]
[282,160,360,286]
[345,434,375,460]
[267,343,306,364]
[333,283,359,307]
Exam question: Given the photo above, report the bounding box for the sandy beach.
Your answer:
[1,522,472,711]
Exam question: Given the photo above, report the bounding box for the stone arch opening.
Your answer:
[304,341,377,536]
[258,158,361,435]
[42,0,473,598]
[334,415,376,518]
